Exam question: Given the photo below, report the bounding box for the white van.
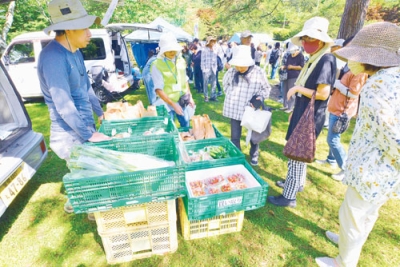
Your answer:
[0,60,48,218]
[1,24,159,101]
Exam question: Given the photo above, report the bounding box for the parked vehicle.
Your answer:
[0,60,48,218]
[1,23,160,102]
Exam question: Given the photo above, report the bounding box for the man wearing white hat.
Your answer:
[151,32,195,127]
[37,0,111,215]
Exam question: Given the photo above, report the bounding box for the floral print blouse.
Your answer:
[343,67,400,204]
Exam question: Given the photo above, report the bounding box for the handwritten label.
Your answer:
[217,196,243,208]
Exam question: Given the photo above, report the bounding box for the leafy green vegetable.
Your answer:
[65,145,175,179]
[204,146,228,159]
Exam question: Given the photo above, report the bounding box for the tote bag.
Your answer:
[283,92,316,163]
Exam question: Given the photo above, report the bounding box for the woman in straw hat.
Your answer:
[316,22,400,267]
[222,45,271,166]
[151,32,195,127]
[37,0,111,217]
[268,17,337,208]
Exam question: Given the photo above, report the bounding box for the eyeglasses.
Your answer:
[300,36,318,42]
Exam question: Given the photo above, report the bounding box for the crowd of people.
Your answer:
[36,0,399,265]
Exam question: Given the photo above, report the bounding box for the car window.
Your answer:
[7,42,35,64]
[81,38,106,60]
[0,63,30,152]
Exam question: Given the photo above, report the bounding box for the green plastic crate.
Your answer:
[182,158,269,220]
[63,135,186,213]
[182,138,245,167]
[178,124,224,141]
[98,116,178,140]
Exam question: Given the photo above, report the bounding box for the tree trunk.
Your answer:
[0,1,15,54]
[337,0,370,40]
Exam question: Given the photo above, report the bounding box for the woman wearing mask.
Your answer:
[316,22,400,267]
[268,17,336,207]
[315,36,368,181]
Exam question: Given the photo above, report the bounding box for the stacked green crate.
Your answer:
[63,135,185,213]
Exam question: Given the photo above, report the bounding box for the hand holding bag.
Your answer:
[283,92,316,163]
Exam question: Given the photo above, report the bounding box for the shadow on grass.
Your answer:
[0,152,68,242]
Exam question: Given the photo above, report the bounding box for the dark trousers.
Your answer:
[193,66,203,92]
[216,70,221,92]
[230,119,259,162]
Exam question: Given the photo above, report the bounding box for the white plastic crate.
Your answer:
[178,198,244,240]
[99,217,178,264]
[94,200,176,235]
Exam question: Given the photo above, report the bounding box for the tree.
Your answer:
[0,1,14,54]
[337,0,370,39]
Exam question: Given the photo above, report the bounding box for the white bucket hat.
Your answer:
[288,42,299,52]
[291,17,333,46]
[229,45,254,67]
[43,0,100,35]
[334,22,400,67]
[158,32,183,57]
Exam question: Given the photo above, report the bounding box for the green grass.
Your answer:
[0,79,399,267]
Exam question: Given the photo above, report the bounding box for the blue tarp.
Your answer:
[130,42,159,69]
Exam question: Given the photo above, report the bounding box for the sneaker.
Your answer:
[315,159,337,168]
[279,107,288,111]
[275,180,304,192]
[325,230,339,245]
[217,91,223,97]
[64,200,74,214]
[277,98,283,103]
[284,109,293,113]
[267,195,296,208]
[315,257,339,267]
[250,160,258,166]
[87,213,96,221]
[209,97,218,102]
[204,97,209,102]
[332,170,345,181]
[189,80,194,84]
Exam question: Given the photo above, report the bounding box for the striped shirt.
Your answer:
[222,66,271,121]
[201,47,217,73]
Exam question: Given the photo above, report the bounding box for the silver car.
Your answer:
[0,61,47,218]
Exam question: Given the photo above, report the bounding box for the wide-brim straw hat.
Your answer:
[206,36,217,45]
[334,22,400,67]
[43,0,100,35]
[291,17,333,46]
[158,32,183,56]
[229,45,254,67]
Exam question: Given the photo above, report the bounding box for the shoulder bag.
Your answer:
[332,90,350,134]
[283,92,316,163]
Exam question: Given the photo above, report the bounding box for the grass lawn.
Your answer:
[0,78,399,267]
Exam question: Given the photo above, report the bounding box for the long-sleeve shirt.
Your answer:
[343,66,400,204]
[222,66,271,121]
[37,40,101,141]
[201,47,217,74]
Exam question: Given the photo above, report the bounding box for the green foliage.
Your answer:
[272,28,293,41]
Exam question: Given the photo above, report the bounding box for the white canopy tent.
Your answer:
[125,17,193,43]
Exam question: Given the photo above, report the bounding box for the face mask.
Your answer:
[302,39,321,54]
[347,60,365,75]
